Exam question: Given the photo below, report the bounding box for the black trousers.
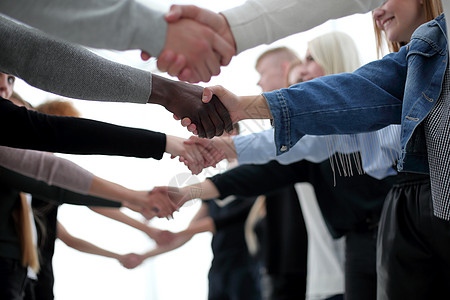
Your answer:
[0,257,28,300]
[377,174,450,300]
[208,263,262,300]
[345,226,377,300]
[268,273,307,300]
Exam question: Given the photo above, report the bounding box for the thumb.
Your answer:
[202,87,214,103]
[165,5,199,22]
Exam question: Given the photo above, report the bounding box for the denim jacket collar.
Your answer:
[398,14,448,173]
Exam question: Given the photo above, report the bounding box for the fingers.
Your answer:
[165,4,199,23]
[141,51,151,61]
[202,87,214,103]
[157,50,186,77]
[210,33,235,69]
[211,94,233,133]
[198,110,215,139]
[205,103,225,137]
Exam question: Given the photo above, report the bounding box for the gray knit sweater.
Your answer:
[0,14,152,104]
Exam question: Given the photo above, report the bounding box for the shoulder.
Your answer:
[410,14,447,56]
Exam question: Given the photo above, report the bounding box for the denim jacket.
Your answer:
[264,14,448,174]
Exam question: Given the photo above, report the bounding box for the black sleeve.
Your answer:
[209,197,257,231]
[0,166,121,207]
[0,98,166,159]
[209,160,311,199]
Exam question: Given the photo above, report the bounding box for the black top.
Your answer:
[210,159,395,239]
[0,97,166,159]
[263,186,308,275]
[0,166,120,260]
[206,196,257,269]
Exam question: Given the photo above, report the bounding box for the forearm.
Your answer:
[209,161,305,199]
[58,222,122,259]
[0,146,93,194]
[89,207,151,234]
[263,53,406,154]
[88,177,142,208]
[179,179,220,202]
[63,237,121,259]
[0,98,166,158]
[0,166,121,207]
[184,218,215,235]
[0,15,151,104]
[235,95,272,121]
[0,0,167,56]
[222,0,383,53]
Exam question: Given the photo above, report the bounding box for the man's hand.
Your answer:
[158,5,236,83]
[181,86,272,134]
[165,135,225,175]
[118,253,144,269]
[151,186,192,209]
[140,189,178,219]
[158,15,234,83]
[149,75,233,138]
[179,85,242,135]
[183,135,236,166]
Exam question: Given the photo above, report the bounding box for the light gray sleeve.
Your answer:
[0,15,151,103]
[0,146,94,194]
[222,0,384,53]
[0,0,167,57]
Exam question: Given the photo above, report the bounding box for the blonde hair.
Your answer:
[244,195,266,256]
[13,193,40,273]
[373,0,443,57]
[308,31,361,75]
[36,99,81,117]
[255,47,300,69]
[9,91,33,109]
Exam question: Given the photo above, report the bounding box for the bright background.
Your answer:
[13,1,380,299]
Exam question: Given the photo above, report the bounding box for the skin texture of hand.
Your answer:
[165,135,223,174]
[152,180,220,210]
[160,5,236,83]
[181,86,271,134]
[140,189,178,219]
[151,186,191,209]
[149,75,233,138]
[118,253,144,269]
[166,134,226,174]
[179,136,233,174]
[146,229,177,246]
[157,16,234,83]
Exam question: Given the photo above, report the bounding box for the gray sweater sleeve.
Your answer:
[0,15,152,104]
[0,0,167,56]
[0,146,93,195]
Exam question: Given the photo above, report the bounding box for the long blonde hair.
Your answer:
[13,193,40,273]
[244,195,266,256]
[373,0,443,57]
[308,31,361,75]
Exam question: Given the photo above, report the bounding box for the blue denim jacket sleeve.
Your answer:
[264,46,408,155]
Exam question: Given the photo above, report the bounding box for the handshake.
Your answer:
[146,5,237,84]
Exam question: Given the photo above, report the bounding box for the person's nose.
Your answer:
[372,6,385,24]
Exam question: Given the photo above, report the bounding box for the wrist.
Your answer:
[218,13,236,53]
[237,95,272,120]
[148,75,173,106]
[165,135,181,156]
